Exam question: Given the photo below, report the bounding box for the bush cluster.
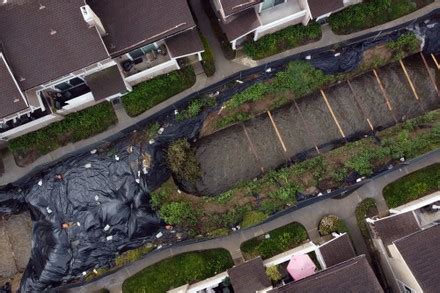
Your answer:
[240,222,308,260]
[122,249,234,293]
[318,215,349,236]
[9,101,117,159]
[244,22,321,60]
[122,67,196,117]
[201,34,216,77]
[167,139,201,183]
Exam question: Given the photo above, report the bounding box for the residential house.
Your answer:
[0,0,203,139]
[211,0,362,49]
[169,232,383,292]
[367,191,440,293]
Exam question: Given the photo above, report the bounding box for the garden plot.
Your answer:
[271,104,318,159]
[404,54,440,111]
[377,63,423,121]
[195,124,261,195]
[349,72,396,129]
[323,83,371,138]
[242,115,287,171]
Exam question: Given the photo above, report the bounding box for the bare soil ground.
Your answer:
[0,212,32,291]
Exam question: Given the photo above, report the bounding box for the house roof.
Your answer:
[88,0,196,57]
[374,212,420,245]
[307,0,344,19]
[219,0,262,17]
[0,0,109,91]
[84,65,127,101]
[220,8,261,41]
[0,55,29,119]
[227,257,271,293]
[394,224,440,292]
[319,234,356,268]
[270,255,383,293]
[166,29,204,59]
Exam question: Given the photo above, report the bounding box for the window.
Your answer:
[54,77,84,92]
[128,43,157,60]
[261,0,285,11]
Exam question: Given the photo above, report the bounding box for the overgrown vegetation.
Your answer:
[266,266,282,283]
[329,0,433,34]
[240,211,268,228]
[383,163,440,208]
[9,102,117,165]
[154,110,440,236]
[355,198,378,240]
[167,139,201,183]
[244,22,322,60]
[318,215,349,236]
[201,34,216,77]
[387,33,421,60]
[160,201,199,227]
[176,96,216,122]
[122,67,196,117]
[240,222,308,260]
[122,249,233,293]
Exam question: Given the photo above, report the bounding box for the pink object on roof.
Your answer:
[287,254,317,281]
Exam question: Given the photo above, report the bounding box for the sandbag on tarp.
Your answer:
[0,114,205,292]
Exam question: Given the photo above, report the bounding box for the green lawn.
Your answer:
[244,22,321,60]
[329,0,433,34]
[383,163,440,208]
[122,249,233,293]
[122,67,196,117]
[9,101,117,164]
[240,222,308,260]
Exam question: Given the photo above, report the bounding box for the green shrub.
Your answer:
[387,33,421,59]
[167,139,201,183]
[122,67,196,117]
[240,211,268,228]
[160,202,199,227]
[122,249,233,293]
[266,266,282,282]
[176,97,216,122]
[383,164,440,208]
[244,22,321,60]
[329,0,430,34]
[318,215,349,236]
[240,222,308,260]
[201,35,216,77]
[208,228,230,238]
[9,102,117,159]
[355,198,378,239]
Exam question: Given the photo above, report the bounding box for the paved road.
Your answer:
[65,150,440,293]
[1,0,439,186]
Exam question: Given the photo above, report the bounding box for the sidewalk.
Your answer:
[1,0,439,186]
[66,149,440,293]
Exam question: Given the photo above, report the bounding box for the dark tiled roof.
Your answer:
[88,0,196,56]
[394,225,440,293]
[308,0,344,19]
[221,8,261,41]
[374,212,420,245]
[0,0,109,90]
[0,55,29,119]
[85,65,127,101]
[270,255,383,293]
[228,257,271,293]
[166,29,204,59]
[319,234,356,268]
[219,0,262,17]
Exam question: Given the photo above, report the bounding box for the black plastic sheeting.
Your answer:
[1,9,440,292]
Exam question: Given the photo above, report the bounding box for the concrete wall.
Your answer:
[254,11,308,40]
[125,59,179,86]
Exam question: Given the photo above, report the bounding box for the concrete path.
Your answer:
[66,149,440,293]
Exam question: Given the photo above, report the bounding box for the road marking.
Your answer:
[347,80,375,131]
[242,124,265,173]
[432,54,440,70]
[267,111,287,153]
[292,100,320,154]
[320,89,346,139]
[399,59,420,101]
[420,53,440,97]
